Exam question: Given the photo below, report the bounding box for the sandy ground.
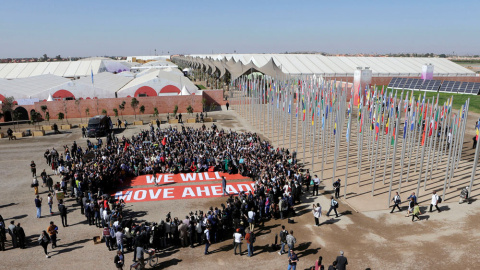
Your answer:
[1,105,480,270]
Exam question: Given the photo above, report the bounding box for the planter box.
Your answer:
[133,121,144,125]
[79,123,88,128]
[42,125,54,131]
[61,124,72,130]
[186,118,196,123]
[203,117,213,122]
[168,119,179,124]
[33,130,45,137]
[0,133,5,138]
[13,132,25,138]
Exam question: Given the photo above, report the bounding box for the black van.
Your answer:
[87,115,112,137]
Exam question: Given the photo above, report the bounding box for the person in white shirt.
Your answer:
[430,191,442,213]
[246,208,255,232]
[390,192,402,213]
[312,175,320,196]
[233,229,243,255]
[313,203,322,226]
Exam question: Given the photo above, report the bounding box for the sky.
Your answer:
[1,0,479,58]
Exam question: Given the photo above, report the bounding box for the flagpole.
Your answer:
[387,96,402,205]
[442,113,457,201]
[423,97,438,190]
[416,98,432,196]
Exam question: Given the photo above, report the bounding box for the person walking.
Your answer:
[314,256,324,270]
[35,195,43,218]
[390,192,402,213]
[313,203,322,226]
[326,196,339,218]
[278,226,288,255]
[245,228,255,257]
[8,221,17,248]
[412,203,423,222]
[335,251,348,270]
[226,102,230,110]
[47,193,53,215]
[47,221,58,249]
[286,230,296,252]
[233,228,243,255]
[430,191,442,213]
[114,250,125,270]
[58,200,68,227]
[333,179,341,199]
[15,223,26,249]
[222,176,229,196]
[246,208,255,232]
[38,230,51,258]
[113,250,125,270]
[116,228,125,253]
[32,177,39,195]
[30,160,37,177]
[288,250,299,270]
[312,175,320,196]
[204,226,211,255]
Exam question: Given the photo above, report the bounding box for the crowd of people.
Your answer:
[1,123,351,269]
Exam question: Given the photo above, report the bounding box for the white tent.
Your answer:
[117,70,198,98]
[174,54,476,79]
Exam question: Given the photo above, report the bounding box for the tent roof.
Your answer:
[76,72,133,93]
[178,54,476,78]
[0,74,71,98]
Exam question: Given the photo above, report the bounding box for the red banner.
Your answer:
[130,172,249,186]
[113,182,255,203]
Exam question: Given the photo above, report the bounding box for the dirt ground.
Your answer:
[1,106,480,270]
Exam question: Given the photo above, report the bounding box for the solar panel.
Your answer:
[387,77,399,88]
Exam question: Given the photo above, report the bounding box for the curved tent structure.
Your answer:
[173,54,476,79]
[117,69,198,98]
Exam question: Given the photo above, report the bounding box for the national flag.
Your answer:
[403,119,407,139]
[302,96,306,121]
[346,103,351,142]
[334,116,337,135]
[91,68,94,85]
[476,121,479,141]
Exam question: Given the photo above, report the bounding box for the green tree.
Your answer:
[173,105,178,116]
[119,101,126,119]
[131,98,139,120]
[40,105,48,120]
[153,107,159,117]
[1,96,15,116]
[139,105,145,119]
[43,54,48,61]
[56,55,62,60]
[102,109,107,115]
[186,105,193,115]
[57,112,64,122]
[113,108,118,117]
[85,107,90,118]
[45,112,50,123]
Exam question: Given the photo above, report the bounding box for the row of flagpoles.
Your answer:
[230,75,473,206]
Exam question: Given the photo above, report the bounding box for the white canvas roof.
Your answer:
[76,72,133,93]
[176,54,476,79]
[0,60,120,79]
[117,69,197,97]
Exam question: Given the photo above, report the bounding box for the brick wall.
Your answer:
[1,95,204,122]
[203,89,226,106]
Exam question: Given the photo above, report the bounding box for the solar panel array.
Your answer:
[387,77,480,95]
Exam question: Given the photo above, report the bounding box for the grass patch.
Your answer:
[196,84,206,89]
[373,86,480,113]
